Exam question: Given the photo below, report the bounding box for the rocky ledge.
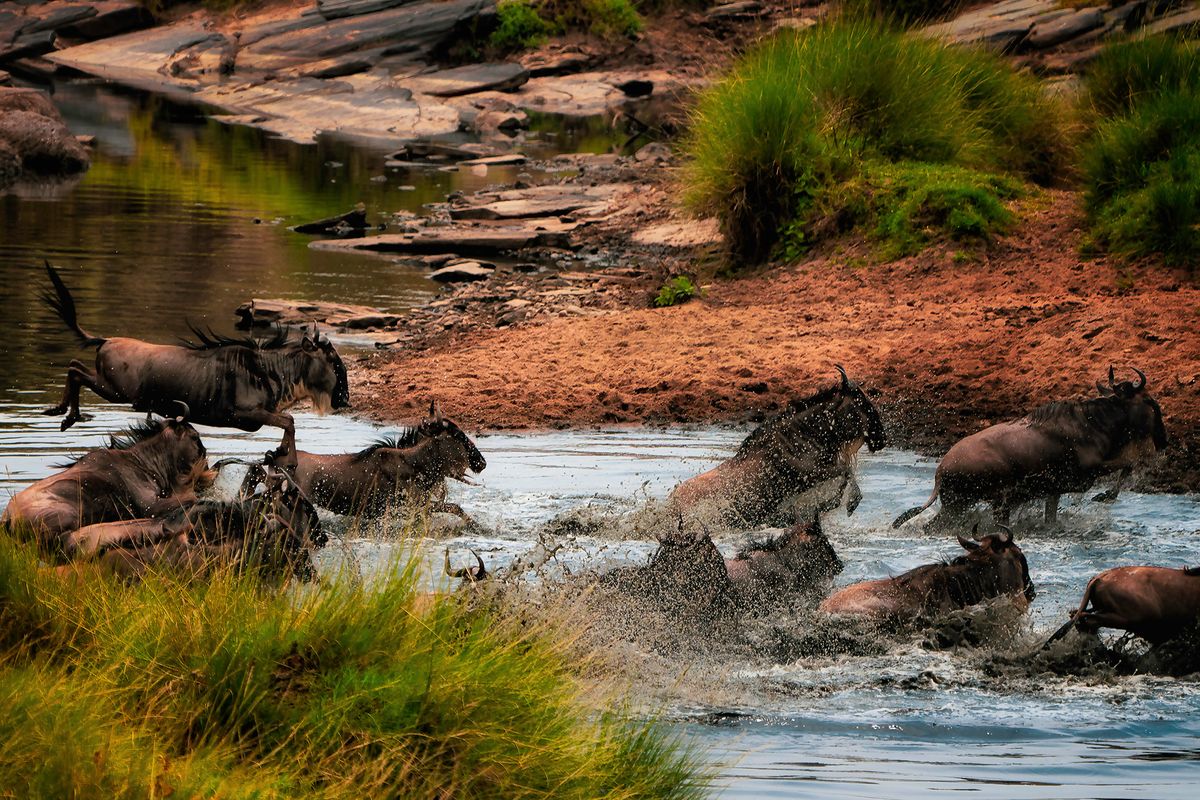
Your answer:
[0,85,90,188]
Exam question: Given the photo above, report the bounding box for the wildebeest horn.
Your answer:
[834,364,851,390]
[994,524,1013,545]
[957,523,981,551]
[1131,367,1146,391]
[1108,365,1116,388]
[444,547,487,581]
[173,400,190,420]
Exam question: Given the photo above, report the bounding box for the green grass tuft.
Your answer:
[491,0,554,52]
[1083,36,1200,121]
[654,276,701,307]
[683,18,1064,264]
[0,538,707,799]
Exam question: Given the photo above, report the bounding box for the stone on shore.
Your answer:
[291,203,370,235]
[429,260,494,283]
[402,62,529,97]
[448,183,624,221]
[0,86,90,186]
[1024,7,1104,50]
[234,297,392,329]
[312,219,578,256]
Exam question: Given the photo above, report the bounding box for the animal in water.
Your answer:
[79,467,325,582]
[39,262,349,468]
[723,514,843,605]
[1045,566,1200,646]
[818,526,1035,621]
[0,415,210,556]
[601,514,842,614]
[444,548,487,583]
[893,367,1167,530]
[239,401,486,518]
[668,366,887,529]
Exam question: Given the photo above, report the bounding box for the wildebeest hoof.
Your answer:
[846,495,862,515]
[60,413,90,430]
[42,405,67,416]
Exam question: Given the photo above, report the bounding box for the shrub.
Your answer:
[1083,36,1200,120]
[582,0,643,38]
[491,0,554,52]
[0,539,707,799]
[654,276,701,307]
[683,19,1065,263]
[1084,89,1200,264]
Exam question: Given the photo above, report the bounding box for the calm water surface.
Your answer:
[2,79,1200,799]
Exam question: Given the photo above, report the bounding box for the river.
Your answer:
[2,79,1200,798]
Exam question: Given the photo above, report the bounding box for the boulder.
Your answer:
[519,45,594,77]
[430,260,494,283]
[291,203,370,235]
[234,297,390,329]
[0,87,89,180]
[1024,7,1104,50]
[403,62,529,97]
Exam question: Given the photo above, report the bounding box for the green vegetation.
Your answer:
[0,538,706,799]
[683,19,1064,264]
[1082,37,1200,265]
[487,0,642,53]
[654,275,701,307]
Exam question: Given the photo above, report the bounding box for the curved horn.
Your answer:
[995,524,1013,545]
[834,364,850,390]
[1131,367,1146,391]
[173,400,190,420]
[470,548,487,580]
[957,523,981,551]
[1108,365,1116,388]
[444,547,461,578]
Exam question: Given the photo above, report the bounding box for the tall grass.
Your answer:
[683,19,1066,263]
[1081,37,1200,265]
[0,538,707,799]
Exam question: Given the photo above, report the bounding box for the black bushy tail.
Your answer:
[42,261,105,348]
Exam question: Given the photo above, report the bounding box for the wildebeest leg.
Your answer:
[238,409,298,471]
[1044,494,1060,526]
[845,473,863,515]
[62,519,172,560]
[1093,468,1129,504]
[43,360,122,430]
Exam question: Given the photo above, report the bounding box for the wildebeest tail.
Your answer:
[1042,575,1099,649]
[42,261,105,347]
[891,480,939,528]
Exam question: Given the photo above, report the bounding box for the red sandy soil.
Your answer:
[351,190,1200,492]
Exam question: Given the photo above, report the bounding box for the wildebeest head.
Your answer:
[417,400,487,477]
[1095,366,1168,451]
[298,330,350,412]
[835,365,887,452]
[955,525,1035,603]
[444,547,487,582]
[107,409,210,489]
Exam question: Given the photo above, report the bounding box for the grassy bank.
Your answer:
[1081,37,1200,266]
[0,539,706,799]
[682,17,1066,265]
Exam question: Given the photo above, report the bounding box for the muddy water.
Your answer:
[4,77,1200,798]
[2,403,1199,797]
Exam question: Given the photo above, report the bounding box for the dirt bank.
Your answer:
[351,189,1200,493]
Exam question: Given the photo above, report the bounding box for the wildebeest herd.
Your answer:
[1,263,1196,655]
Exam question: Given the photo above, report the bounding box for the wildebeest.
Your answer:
[818,526,1035,621]
[1045,566,1200,646]
[0,416,210,555]
[444,548,487,583]
[40,262,349,467]
[893,367,1167,530]
[723,514,843,604]
[668,366,886,529]
[83,467,326,582]
[239,401,486,518]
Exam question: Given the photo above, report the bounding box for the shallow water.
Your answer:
[4,77,1200,798]
[2,403,1199,797]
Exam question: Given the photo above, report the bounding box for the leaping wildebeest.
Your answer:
[40,262,350,467]
[819,526,1035,621]
[240,401,486,518]
[1045,566,1200,647]
[668,366,886,528]
[0,416,210,555]
[893,367,1167,530]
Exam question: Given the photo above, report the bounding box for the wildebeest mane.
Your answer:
[179,322,293,352]
[894,553,1010,611]
[54,419,166,467]
[1024,395,1134,441]
[352,428,423,461]
[735,385,842,458]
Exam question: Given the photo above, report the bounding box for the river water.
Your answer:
[3,80,1200,798]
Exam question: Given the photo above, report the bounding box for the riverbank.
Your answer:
[350,184,1200,494]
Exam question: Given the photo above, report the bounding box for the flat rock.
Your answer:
[292,204,369,234]
[1147,6,1200,35]
[234,297,389,328]
[458,153,527,166]
[429,261,494,282]
[402,61,528,97]
[45,23,219,84]
[19,4,97,36]
[705,0,765,21]
[449,183,623,220]
[60,1,152,41]
[0,30,55,61]
[316,0,417,20]
[1025,7,1104,50]
[312,220,577,255]
[519,45,594,77]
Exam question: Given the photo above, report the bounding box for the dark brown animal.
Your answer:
[894,367,1167,530]
[819,527,1035,621]
[0,417,210,555]
[40,262,349,467]
[1045,566,1200,646]
[240,401,486,518]
[93,468,325,582]
[724,514,843,604]
[669,366,886,528]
